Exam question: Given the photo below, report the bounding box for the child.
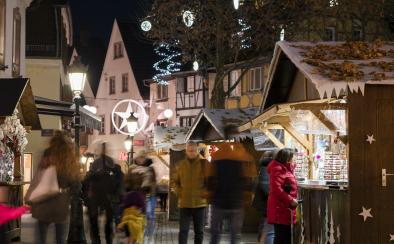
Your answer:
[0,204,29,243]
[118,172,147,244]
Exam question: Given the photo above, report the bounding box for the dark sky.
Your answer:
[70,0,151,43]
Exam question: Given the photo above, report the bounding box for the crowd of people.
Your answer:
[0,129,301,244]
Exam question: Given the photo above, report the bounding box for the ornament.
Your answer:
[358,207,373,222]
[193,60,199,71]
[237,19,251,49]
[366,134,376,144]
[163,109,173,119]
[390,234,394,241]
[153,43,181,85]
[141,20,152,32]
[111,99,148,135]
[182,10,194,27]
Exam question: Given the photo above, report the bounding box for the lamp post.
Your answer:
[124,112,138,168]
[68,56,87,244]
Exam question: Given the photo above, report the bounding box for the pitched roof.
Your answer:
[261,41,394,111]
[117,20,156,100]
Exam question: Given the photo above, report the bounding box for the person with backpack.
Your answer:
[253,151,275,244]
[83,142,123,244]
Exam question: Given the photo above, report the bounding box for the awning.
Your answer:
[0,78,41,130]
[35,96,101,130]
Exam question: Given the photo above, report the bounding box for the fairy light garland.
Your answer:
[153,43,182,85]
[238,19,251,49]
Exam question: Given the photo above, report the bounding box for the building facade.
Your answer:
[88,19,155,166]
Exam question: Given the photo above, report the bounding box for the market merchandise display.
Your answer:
[323,152,348,181]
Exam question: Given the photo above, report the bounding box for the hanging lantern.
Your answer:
[182,10,195,27]
[141,20,152,32]
[163,109,174,119]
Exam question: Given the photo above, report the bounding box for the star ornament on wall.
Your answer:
[366,134,376,144]
[359,207,373,222]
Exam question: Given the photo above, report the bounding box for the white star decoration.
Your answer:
[390,234,394,241]
[114,102,134,130]
[366,134,376,144]
[359,207,373,222]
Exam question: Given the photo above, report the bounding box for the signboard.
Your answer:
[133,140,144,146]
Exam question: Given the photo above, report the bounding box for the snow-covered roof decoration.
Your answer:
[271,41,394,99]
[154,126,189,150]
[185,108,258,142]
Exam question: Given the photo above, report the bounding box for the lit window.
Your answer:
[122,73,128,92]
[109,76,116,94]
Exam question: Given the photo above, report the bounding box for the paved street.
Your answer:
[16,211,258,244]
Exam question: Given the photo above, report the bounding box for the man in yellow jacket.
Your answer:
[171,141,208,244]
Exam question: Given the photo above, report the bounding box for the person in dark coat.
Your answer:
[25,131,80,244]
[253,151,275,244]
[267,148,298,244]
[83,142,123,244]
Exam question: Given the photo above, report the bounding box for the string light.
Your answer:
[238,19,251,49]
[153,43,182,85]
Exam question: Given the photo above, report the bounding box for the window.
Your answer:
[352,29,362,41]
[100,116,105,134]
[12,8,21,77]
[177,77,186,93]
[187,76,194,92]
[110,119,117,134]
[157,84,168,100]
[0,0,5,67]
[324,27,336,41]
[180,116,194,127]
[114,42,123,59]
[122,73,128,92]
[109,76,116,94]
[229,70,241,97]
[249,67,263,91]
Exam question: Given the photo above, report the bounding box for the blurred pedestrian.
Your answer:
[267,148,298,244]
[207,142,257,244]
[171,142,208,244]
[117,171,146,244]
[0,204,29,243]
[253,151,275,244]
[125,150,157,239]
[25,131,79,244]
[82,142,123,244]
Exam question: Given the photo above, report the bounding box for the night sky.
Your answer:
[70,0,150,43]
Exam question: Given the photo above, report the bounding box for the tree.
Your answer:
[144,0,393,108]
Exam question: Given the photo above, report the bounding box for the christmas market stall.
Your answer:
[185,108,263,231]
[0,78,41,241]
[238,40,394,243]
[153,126,188,220]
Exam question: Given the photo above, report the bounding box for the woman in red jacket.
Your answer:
[267,148,298,244]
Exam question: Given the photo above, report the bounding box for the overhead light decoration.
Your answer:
[153,43,182,85]
[234,0,240,9]
[237,19,252,49]
[193,60,199,71]
[182,10,195,27]
[140,20,152,32]
[163,109,174,119]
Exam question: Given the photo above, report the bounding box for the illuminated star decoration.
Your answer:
[114,102,135,130]
[390,234,394,241]
[358,207,373,222]
[366,134,376,144]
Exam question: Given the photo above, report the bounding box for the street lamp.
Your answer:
[68,56,87,244]
[125,112,138,168]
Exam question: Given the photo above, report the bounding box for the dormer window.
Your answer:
[114,42,123,59]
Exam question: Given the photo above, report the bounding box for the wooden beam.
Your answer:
[310,109,347,144]
[262,129,285,149]
[237,105,278,132]
[281,122,313,152]
[291,103,347,111]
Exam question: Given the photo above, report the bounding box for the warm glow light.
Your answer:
[163,109,173,119]
[69,73,86,96]
[127,113,139,135]
[124,137,133,151]
[234,0,240,9]
[80,155,87,164]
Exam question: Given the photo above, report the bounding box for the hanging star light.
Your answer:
[141,20,152,32]
[182,10,195,27]
[153,43,182,85]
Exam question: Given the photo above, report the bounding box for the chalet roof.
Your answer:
[261,41,394,111]
[117,20,156,100]
[185,108,258,142]
[153,126,189,150]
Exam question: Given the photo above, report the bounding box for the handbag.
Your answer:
[25,165,60,204]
